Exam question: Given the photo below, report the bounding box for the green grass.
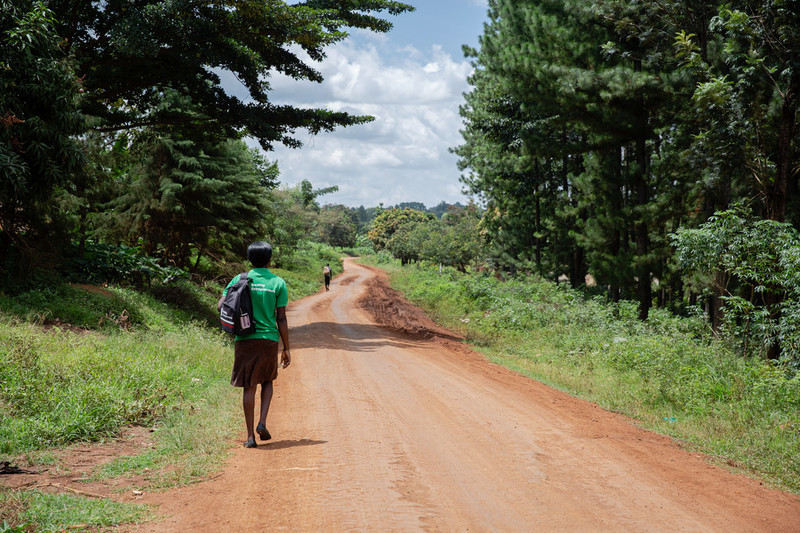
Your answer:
[362,256,800,493]
[0,323,232,455]
[0,241,341,530]
[0,488,150,532]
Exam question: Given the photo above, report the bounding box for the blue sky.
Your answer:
[385,1,487,59]
[263,1,489,208]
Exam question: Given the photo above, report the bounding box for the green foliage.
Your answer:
[68,242,187,286]
[314,204,359,248]
[112,117,272,268]
[0,1,86,245]
[0,267,215,333]
[261,181,342,265]
[214,240,342,300]
[0,312,236,530]
[435,204,484,270]
[298,179,339,209]
[405,208,483,269]
[674,1,800,223]
[0,237,341,530]
[0,320,229,454]
[48,0,413,149]
[146,277,220,328]
[454,0,800,334]
[0,279,145,331]
[673,205,800,361]
[385,218,429,265]
[269,240,343,299]
[367,208,435,257]
[339,244,376,258]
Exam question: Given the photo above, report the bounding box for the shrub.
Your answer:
[67,242,187,287]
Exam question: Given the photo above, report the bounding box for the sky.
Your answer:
[262,1,490,209]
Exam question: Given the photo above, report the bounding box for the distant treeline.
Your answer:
[350,201,466,228]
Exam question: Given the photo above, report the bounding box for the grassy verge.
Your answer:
[0,316,237,530]
[362,256,800,493]
[0,241,343,531]
[0,489,150,532]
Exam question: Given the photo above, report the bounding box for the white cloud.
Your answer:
[263,42,474,207]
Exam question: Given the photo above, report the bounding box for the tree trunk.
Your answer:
[635,138,650,321]
[609,147,623,301]
[709,270,726,334]
[763,86,796,358]
[78,206,88,257]
[609,285,620,303]
[534,189,542,268]
[192,249,203,273]
[766,87,796,223]
[570,246,585,288]
[633,60,650,321]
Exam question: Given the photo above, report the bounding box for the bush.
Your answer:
[66,242,187,287]
[673,206,800,361]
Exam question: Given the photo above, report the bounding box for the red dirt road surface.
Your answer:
[136,259,800,532]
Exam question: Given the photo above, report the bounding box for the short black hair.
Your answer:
[247,241,273,267]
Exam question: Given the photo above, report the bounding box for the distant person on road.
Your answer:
[323,263,331,291]
[218,241,291,448]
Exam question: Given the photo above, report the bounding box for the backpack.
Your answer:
[219,272,255,336]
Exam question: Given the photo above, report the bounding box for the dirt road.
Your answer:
[139,259,800,532]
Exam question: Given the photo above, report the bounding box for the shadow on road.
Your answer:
[257,438,327,451]
[289,321,443,353]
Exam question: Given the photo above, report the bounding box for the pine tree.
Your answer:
[113,109,272,268]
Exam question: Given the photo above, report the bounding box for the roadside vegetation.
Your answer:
[365,255,800,493]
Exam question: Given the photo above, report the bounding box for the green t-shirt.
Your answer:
[223,268,288,342]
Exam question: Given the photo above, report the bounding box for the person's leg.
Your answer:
[242,385,257,444]
[258,381,274,426]
[256,381,274,440]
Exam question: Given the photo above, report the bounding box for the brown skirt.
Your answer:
[231,339,279,387]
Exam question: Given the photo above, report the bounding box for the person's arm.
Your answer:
[276,306,291,368]
[218,276,237,311]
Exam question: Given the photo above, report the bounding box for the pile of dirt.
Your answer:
[356,266,462,343]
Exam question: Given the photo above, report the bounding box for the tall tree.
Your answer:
[368,208,435,255]
[675,1,800,225]
[673,1,800,356]
[0,1,85,257]
[48,0,413,149]
[459,0,712,316]
[315,204,359,248]
[455,29,584,281]
[115,126,272,268]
